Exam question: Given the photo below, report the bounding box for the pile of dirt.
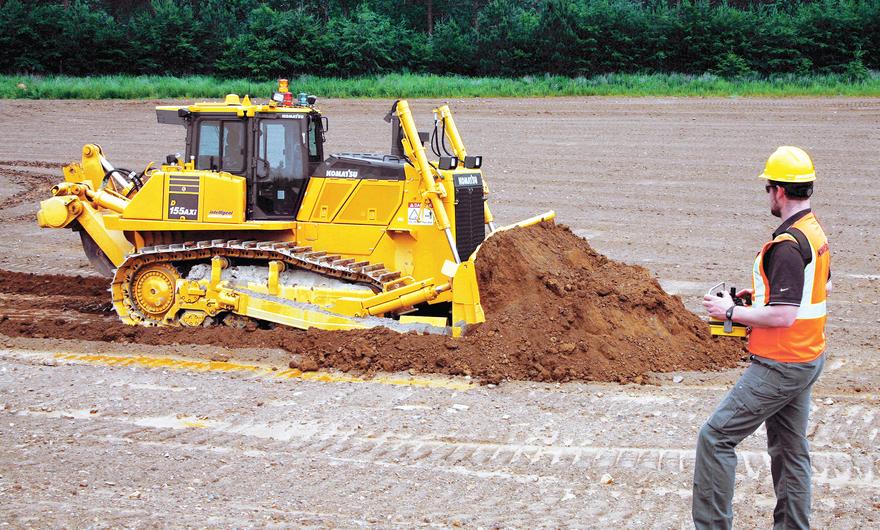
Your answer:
[0,222,745,383]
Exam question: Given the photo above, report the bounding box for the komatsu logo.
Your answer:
[326,169,359,178]
[169,206,197,216]
[455,173,481,187]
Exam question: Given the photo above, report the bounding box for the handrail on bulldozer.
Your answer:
[432,104,496,232]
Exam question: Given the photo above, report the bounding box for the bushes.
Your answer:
[128,0,201,75]
[0,0,49,74]
[324,4,421,76]
[217,6,324,80]
[712,52,755,79]
[475,0,542,76]
[427,17,479,74]
[0,0,877,80]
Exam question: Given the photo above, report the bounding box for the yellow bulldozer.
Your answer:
[37,80,554,336]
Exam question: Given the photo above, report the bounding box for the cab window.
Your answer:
[253,118,307,218]
[308,118,319,159]
[260,121,302,178]
[195,120,245,174]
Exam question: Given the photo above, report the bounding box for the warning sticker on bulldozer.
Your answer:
[408,202,434,225]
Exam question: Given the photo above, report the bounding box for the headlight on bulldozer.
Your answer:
[37,196,81,228]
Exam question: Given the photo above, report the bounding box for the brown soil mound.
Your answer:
[0,222,745,383]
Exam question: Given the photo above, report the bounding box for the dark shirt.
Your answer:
[764,208,812,306]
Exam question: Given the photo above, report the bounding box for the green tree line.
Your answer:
[0,0,876,80]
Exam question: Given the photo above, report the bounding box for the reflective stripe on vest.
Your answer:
[749,212,830,362]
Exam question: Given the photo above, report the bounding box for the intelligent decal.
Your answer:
[207,209,233,219]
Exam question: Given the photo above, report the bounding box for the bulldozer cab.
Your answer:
[158,93,325,221]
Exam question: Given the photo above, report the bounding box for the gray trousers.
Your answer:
[693,353,825,530]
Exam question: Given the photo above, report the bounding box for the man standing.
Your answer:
[695,146,831,530]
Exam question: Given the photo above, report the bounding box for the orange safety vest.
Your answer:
[749,212,830,362]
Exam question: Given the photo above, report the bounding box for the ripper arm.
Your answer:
[36,145,134,267]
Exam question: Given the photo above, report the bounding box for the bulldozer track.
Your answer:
[113,239,410,325]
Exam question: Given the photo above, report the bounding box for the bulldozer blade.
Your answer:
[79,229,115,277]
[490,210,556,235]
[234,286,450,335]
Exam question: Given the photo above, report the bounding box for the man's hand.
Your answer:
[735,288,754,299]
[702,291,735,320]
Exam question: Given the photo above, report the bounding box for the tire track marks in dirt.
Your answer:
[7,410,876,530]
[13,404,877,489]
[2,349,876,528]
[0,160,61,216]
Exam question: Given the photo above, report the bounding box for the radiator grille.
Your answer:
[453,173,486,260]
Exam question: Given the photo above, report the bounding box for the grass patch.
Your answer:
[2,72,879,99]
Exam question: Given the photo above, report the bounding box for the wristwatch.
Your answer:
[724,305,735,333]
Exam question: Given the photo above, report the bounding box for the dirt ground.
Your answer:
[0,97,878,528]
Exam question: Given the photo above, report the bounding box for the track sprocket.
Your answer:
[115,262,181,326]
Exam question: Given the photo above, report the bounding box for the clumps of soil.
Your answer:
[0,160,60,169]
[0,222,746,384]
[0,270,109,298]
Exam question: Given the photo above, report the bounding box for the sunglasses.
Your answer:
[765,184,777,193]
